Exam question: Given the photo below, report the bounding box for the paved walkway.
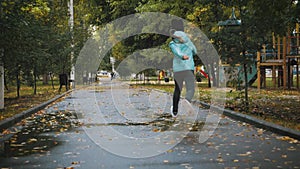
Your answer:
[0,79,299,169]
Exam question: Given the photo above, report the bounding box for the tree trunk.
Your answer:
[208,74,211,88]
[43,73,49,85]
[33,67,37,95]
[243,63,249,109]
[16,72,20,98]
[207,63,214,88]
[4,72,8,91]
[50,73,54,89]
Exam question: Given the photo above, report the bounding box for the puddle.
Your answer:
[0,109,81,157]
[4,134,58,157]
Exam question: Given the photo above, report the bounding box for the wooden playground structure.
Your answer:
[257,23,300,90]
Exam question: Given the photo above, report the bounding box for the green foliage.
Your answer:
[1,0,299,97]
[0,0,94,96]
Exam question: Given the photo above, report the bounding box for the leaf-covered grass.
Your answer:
[137,82,300,131]
[0,80,64,121]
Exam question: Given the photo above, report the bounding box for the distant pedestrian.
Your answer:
[169,19,197,117]
[111,71,115,80]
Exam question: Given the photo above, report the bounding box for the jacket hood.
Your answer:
[172,31,189,43]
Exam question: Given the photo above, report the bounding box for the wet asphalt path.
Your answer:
[0,79,299,169]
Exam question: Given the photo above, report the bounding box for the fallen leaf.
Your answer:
[27,138,37,143]
[237,151,252,156]
[152,128,160,132]
[276,136,298,143]
[257,129,264,135]
[287,146,296,151]
[167,149,173,153]
[71,161,80,165]
[65,167,74,169]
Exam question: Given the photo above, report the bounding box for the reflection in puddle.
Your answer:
[1,109,81,157]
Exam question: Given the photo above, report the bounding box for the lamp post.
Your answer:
[217,7,241,27]
[217,7,242,86]
[0,48,4,110]
[69,0,75,88]
[110,57,115,72]
[218,7,249,107]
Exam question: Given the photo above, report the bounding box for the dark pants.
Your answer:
[173,70,195,112]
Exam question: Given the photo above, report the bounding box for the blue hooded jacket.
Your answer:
[169,31,197,72]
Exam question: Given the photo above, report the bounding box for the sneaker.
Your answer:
[182,99,195,116]
[170,106,178,117]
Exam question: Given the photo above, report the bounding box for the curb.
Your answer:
[193,100,300,140]
[0,90,72,132]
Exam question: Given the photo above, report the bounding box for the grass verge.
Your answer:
[0,81,66,121]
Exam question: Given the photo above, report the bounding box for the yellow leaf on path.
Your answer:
[41,118,46,123]
[237,151,252,156]
[152,128,160,132]
[287,146,296,151]
[167,149,173,153]
[276,136,298,143]
[71,161,80,165]
[257,129,264,135]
